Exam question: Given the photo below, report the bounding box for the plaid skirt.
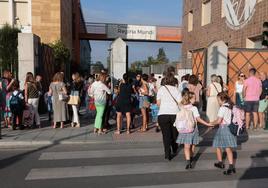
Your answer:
[213,125,237,148]
[176,126,199,145]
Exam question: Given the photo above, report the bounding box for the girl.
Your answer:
[176,91,211,169]
[210,92,237,175]
[139,74,149,132]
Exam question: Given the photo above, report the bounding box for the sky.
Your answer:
[80,0,183,66]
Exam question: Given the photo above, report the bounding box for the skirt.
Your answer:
[176,127,199,145]
[139,96,149,109]
[213,125,237,148]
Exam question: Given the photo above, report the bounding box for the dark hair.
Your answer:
[12,80,20,90]
[181,87,189,96]
[142,74,149,82]
[123,73,129,83]
[249,68,257,75]
[162,73,178,86]
[217,92,233,109]
[167,66,176,74]
[217,75,224,87]
[184,74,190,81]
[188,75,199,86]
[150,73,155,78]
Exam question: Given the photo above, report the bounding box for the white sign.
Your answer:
[223,0,257,30]
[107,24,156,40]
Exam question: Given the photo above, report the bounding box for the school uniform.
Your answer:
[213,103,237,148]
[176,104,200,145]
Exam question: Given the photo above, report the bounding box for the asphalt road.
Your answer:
[0,138,268,188]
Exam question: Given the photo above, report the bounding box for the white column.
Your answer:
[9,0,14,27]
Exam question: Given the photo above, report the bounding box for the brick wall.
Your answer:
[32,0,61,44]
[182,0,268,61]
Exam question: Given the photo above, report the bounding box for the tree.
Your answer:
[49,40,70,71]
[0,24,20,73]
[156,47,169,64]
[130,61,143,72]
[91,61,105,74]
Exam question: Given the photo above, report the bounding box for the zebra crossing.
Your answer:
[24,141,268,188]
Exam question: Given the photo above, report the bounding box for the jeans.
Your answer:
[71,105,80,123]
[28,98,40,125]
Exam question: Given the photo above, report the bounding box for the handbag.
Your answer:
[68,91,80,105]
[59,93,69,101]
[88,97,96,111]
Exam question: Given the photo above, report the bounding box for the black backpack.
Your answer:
[10,92,25,113]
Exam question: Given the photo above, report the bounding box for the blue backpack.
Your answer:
[10,92,25,113]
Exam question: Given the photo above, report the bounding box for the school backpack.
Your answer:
[10,92,24,113]
[174,105,195,133]
[228,105,245,136]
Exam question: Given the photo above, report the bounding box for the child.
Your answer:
[150,99,160,132]
[9,80,25,130]
[210,92,237,175]
[176,91,211,169]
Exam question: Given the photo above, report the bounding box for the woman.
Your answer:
[217,75,228,92]
[24,73,41,128]
[115,73,133,134]
[48,72,69,129]
[0,70,14,128]
[70,72,83,128]
[139,74,149,132]
[157,72,181,161]
[206,74,222,122]
[188,75,203,109]
[89,73,111,135]
[234,73,245,109]
[258,72,268,129]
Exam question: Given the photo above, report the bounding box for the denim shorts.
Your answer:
[244,101,259,113]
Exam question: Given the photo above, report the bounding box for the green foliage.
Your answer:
[91,61,105,73]
[0,24,20,71]
[49,40,70,62]
[156,47,169,64]
[130,47,169,72]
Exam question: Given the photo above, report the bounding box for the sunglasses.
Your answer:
[240,75,245,77]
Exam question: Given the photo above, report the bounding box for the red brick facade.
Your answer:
[182,0,268,61]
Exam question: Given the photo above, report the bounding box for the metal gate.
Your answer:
[191,48,207,85]
[228,48,268,96]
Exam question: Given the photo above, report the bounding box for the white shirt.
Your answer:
[178,80,188,92]
[235,82,243,93]
[157,85,181,115]
[187,105,200,119]
[218,103,232,125]
[148,82,156,96]
[89,81,111,105]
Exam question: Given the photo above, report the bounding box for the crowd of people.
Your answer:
[0,67,267,175]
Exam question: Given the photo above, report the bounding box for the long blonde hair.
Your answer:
[181,90,195,105]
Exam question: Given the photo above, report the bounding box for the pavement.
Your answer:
[0,113,268,188]
[0,113,268,147]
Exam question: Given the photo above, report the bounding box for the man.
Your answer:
[243,68,262,130]
[258,72,268,129]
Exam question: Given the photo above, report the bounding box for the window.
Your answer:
[0,0,9,25]
[14,1,29,26]
[201,0,211,26]
[188,11,193,32]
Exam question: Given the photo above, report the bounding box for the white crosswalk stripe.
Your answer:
[24,143,268,188]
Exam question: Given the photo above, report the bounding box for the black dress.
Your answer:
[116,83,132,113]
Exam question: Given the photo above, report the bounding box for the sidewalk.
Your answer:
[0,114,268,147]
